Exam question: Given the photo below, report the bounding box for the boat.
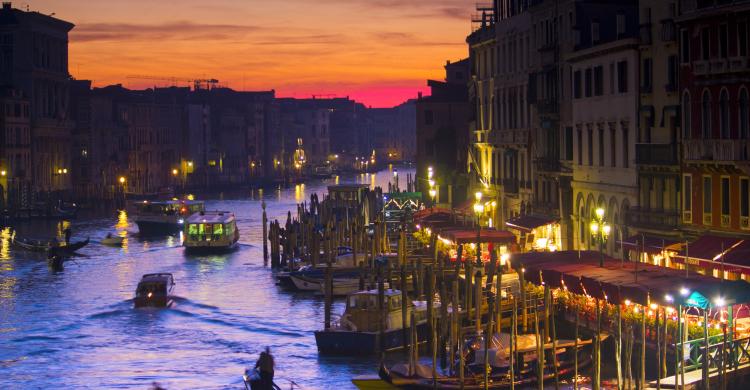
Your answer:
[134,273,175,308]
[288,266,361,292]
[101,234,125,246]
[243,367,281,390]
[133,200,204,236]
[13,237,90,255]
[313,165,333,178]
[314,289,431,354]
[373,331,596,389]
[183,211,240,253]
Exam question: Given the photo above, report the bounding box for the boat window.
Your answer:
[213,223,224,236]
[188,224,198,235]
[198,224,205,235]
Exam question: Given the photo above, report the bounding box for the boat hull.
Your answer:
[136,220,182,236]
[184,240,239,254]
[134,296,173,308]
[315,322,429,354]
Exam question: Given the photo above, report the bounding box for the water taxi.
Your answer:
[134,273,175,308]
[315,289,430,354]
[183,211,240,252]
[133,200,204,236]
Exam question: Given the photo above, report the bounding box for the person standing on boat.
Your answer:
[64,227,72,244]
[255,346,275,389]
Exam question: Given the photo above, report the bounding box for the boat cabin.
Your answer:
[135,200,204,217]
[342,289,426,332]
[184,211,239,249]
[134,273,175,308]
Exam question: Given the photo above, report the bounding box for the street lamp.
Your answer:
[119,176,126,184]
[428,188,437,208]
[473,191,484,266]
[590,207,611,267]
[172,168,178,176]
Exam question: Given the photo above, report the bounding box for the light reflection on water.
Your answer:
[0,167,412,389]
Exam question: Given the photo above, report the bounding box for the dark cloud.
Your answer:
[72,21,260,42]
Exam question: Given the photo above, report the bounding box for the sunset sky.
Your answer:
[32,0,472,107]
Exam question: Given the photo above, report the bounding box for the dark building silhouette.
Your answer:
[0,1,74,196]
[416,58,470,206]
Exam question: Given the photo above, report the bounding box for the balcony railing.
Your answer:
[495,129,529,145]
[503,178,519,194]
[636,143,678,165]
[683,139,750,161]
[627,206,680,229]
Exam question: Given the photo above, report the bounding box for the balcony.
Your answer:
[503,178,519,194]
[627,206,680,230]
[640,23,652,45]
[535,157,561,172]
[729,57,750,73]
[495,129,529,145]
[536,99,559,115]
[636,143,678,165]
[660,20,676,42]
[683,139,750,161]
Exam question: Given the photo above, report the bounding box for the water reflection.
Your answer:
[0,168,414,388]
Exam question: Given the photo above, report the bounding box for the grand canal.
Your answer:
[0,168,412,389]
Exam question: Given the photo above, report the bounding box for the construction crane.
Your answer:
[311,94,337,99]
[126,75,220,91]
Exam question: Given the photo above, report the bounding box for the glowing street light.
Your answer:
[119,176,126,184]
[473,191,484,266]
[590,207,611,267]
[172,168,178,176]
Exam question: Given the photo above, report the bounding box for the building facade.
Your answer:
[569,2,639,258]
[0,2,74,195]
[677,0,750,237]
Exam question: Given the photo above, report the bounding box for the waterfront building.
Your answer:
[467,3,500,226]
[0,2,74,194]
[568,1,639,258]
[415,58,471,206]
[677,0,750,241]
[0,87,31,208]
[628,1,683,257]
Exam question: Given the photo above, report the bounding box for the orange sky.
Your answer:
[33,0,471,107]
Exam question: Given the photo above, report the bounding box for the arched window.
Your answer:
[740,88,749,139]
[682,92,691,139]
[720,89,730,139]
[702,90,712,139]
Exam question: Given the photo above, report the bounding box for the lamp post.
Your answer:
[590,207,611,267]
[473,191,484,266]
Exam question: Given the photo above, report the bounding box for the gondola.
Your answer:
[13,237,90,255]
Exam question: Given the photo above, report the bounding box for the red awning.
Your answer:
[505,214,558,232]
[618,234,681,254]
[674,235,744,261]
[413,207,453,221]
[443,228,516,244]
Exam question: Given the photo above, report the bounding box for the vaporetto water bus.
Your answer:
[183,211,240,253]
[133,200,205,236]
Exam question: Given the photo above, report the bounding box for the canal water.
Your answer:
[0,168,412,389]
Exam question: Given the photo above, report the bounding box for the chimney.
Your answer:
[2,2,11,10]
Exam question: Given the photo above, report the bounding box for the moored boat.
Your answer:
[13,236,90,255]
[134,200,204,236]
[373,331,596,389]
[101,233,125,246]
[183,211,240,253]
[315,289,431,354]
[134,273,175,308]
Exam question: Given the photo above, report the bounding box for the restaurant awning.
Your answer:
[509,250,750,308]
[413,207,453,221]
[505,214,558,233]
[675,235,743,261]
[672,235,750,274]
[618,234,681,254]
[443,228,516,245]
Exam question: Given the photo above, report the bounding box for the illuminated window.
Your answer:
[188,224,198,235]
[214,224,223,235]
